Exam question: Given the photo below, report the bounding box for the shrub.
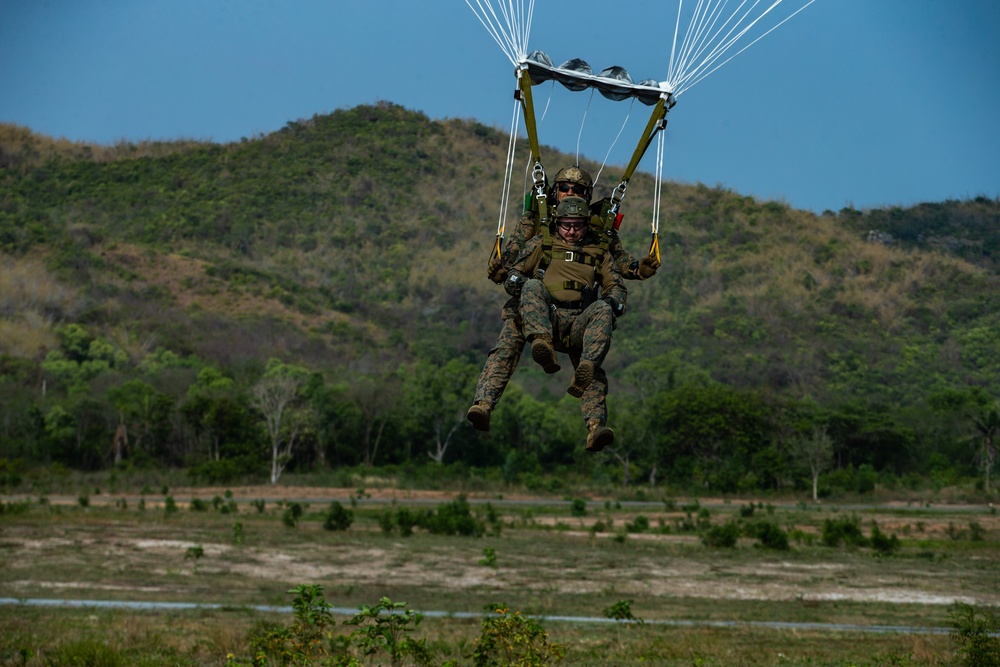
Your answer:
[753,521,790,550]
[702,520,741,548]
[322,501,353,531]
[822,514,868,548]
[419,496,485,537]
[474,604,565,667]
[949,602,1000,666]
[869,521,901,556]
[569,498,587,517]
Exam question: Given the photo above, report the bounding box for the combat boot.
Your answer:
[530,336,561,374]
[567,359,595,398]
[466,402,491,432]
[585,419,614,452]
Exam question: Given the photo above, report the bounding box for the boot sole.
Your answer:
[567,360,595,398]
[531,339,561,374]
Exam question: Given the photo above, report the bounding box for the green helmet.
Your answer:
[554,196,589,219]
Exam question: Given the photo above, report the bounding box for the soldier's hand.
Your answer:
[638,254,660,280]
[488,255,508,284]
[504,272,526,297]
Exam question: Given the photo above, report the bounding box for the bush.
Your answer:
[753,521,790,550]
[869,521,901,556]
[701,520,741,548]
[822,514,868,548]
[474,604,565,667]
[419,496,485,537]
[322,501,353,531]
[949,602,1000,666]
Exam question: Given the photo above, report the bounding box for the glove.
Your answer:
[505,271,527,297]
[488,255,508,284]
[638,254,660,280]
[603,296,625,318]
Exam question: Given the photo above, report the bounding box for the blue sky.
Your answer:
[2,1,998,214]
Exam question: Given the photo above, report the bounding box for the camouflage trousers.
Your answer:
[520,279,614,425]
[473,297,524,409]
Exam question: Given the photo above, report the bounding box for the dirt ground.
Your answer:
[2,486,999,615]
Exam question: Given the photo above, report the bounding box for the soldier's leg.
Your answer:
[468,302,525,432]
[521,279,560,374]
[565,301,613,397]
[568,350,613,452]
[473,310,525,409]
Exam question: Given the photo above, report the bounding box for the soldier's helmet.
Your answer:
[553,165,593,201]
[554,196,590,219]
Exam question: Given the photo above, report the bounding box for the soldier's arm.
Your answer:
[505,236,543,296]
[600,254,627,314]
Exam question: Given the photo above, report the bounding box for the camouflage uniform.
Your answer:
[469,166,656,435]
[511,229,626,428]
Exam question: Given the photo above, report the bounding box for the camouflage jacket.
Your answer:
[509,233,627,308]
[500,208,643,281]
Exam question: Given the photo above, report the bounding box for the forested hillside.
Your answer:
[2,103,999,494]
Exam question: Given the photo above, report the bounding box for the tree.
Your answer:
[405,359,477,464]
[788,426,834,501]
[969,405,1000,492]
[347,373,400,468]
[251,360,309,484]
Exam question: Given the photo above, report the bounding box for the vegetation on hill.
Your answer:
[1,102,999,496]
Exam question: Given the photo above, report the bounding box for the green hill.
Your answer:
[2,103,999,490]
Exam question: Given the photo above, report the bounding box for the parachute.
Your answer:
[465,0,818,262]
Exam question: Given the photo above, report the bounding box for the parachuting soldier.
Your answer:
[505,195,625,452]
[466,166,658,435]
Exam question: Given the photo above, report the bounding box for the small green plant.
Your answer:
[282,504,301,528]
[77,493,89,508]
[342,596,433,667]
[251,498,266,513]
[625,515,650,533]
[232,522,245,546]
[949,602,1000,666]
[479,547,497,568]
[603,599,644,626]
[234,584,336,667]
[474,604,565,667]
[322,500,353,531]
[185,544,205,560]
[569,498,587,517]
[164,495,178,514]
[190,497,210,512]
[869,521,901,556]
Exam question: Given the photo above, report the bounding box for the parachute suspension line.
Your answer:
[493,97,522,258]
[463,0,534,66]
[574,88,596,166]
[594,98,637,189]
[648,129,666,264]
[679,0,818,95]
[667,0,818,97]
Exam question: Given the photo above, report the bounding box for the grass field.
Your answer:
[1,478,998,665]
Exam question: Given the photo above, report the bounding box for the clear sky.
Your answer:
[2,1,998,214]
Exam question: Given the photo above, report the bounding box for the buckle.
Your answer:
[564,251,575,262]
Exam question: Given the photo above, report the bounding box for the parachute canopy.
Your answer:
[522,51,672,107]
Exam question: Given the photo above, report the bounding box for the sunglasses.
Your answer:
[557,183,588,196]
[556,220,588,232]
